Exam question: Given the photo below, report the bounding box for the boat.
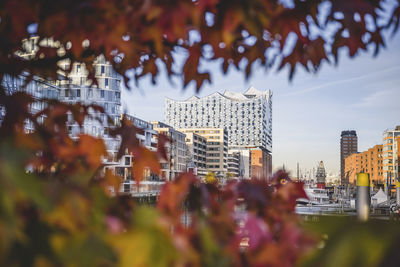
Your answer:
[296,161,331,205]
[297,184,331,205]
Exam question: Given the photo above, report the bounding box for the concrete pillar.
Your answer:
[356,173,370,221]
[396,180,400,206]
[384,183,389,200]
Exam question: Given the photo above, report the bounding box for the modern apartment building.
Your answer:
[228,152,241,178]
[105,115,158,183]
[151,122,188,180]
[340,130,358,185]
[2,37,156,187]
[178,128,228,178]
[13,37,122,156]
[165,86,272,179]
[126,115,158,151]
[1,75,60,131]
[382,126,400,183]
[57,55,122,156]
[181,131,207,177]
[344,144,383,185]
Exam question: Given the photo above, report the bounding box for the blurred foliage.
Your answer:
[1,0,399,90]
[205,171,217,184]
[1,0,400,266]
[299,216,400,267]
[0,98,315,265]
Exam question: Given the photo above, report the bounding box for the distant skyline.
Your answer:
[122,33,400,177]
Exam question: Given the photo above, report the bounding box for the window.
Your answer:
[125,156,131,166]
[101,90,105,98]
[77,64,81,73]
[76,89,81,97]
[101,65,105,74]
[105,78,109,87]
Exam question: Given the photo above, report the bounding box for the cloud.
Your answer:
[283,65,400,97]
[351,88,400,108]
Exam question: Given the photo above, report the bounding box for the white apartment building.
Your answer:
[57,55,122,156]
[228,152,242,178]
[4,37,122,158]
[1,75,60,131]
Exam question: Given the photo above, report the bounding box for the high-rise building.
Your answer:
[340,130,358,185]
[178,128,228,178]
[165,86,272,179]
[382,126,400,183]
[344,144,383,185]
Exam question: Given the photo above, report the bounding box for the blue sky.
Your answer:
[122,33,400,177]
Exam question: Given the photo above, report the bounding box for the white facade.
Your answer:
[229,148,251,178]
[1,75,60,132]
[57,55,122,156]
[17,37,122,155]
[227,151,241,178]
[165,86,272,152]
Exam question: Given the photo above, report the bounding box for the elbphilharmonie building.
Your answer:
[165,86,272,179]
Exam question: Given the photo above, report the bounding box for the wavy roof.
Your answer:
[165,86,271,102]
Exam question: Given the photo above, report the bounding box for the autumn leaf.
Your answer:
[131,146,161,183]
[156,133,170,161]
[157,172,197,221]
[101,169,123,197]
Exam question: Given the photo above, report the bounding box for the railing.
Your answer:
[121,181,165,197]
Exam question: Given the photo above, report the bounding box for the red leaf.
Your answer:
[236,212,272,250]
